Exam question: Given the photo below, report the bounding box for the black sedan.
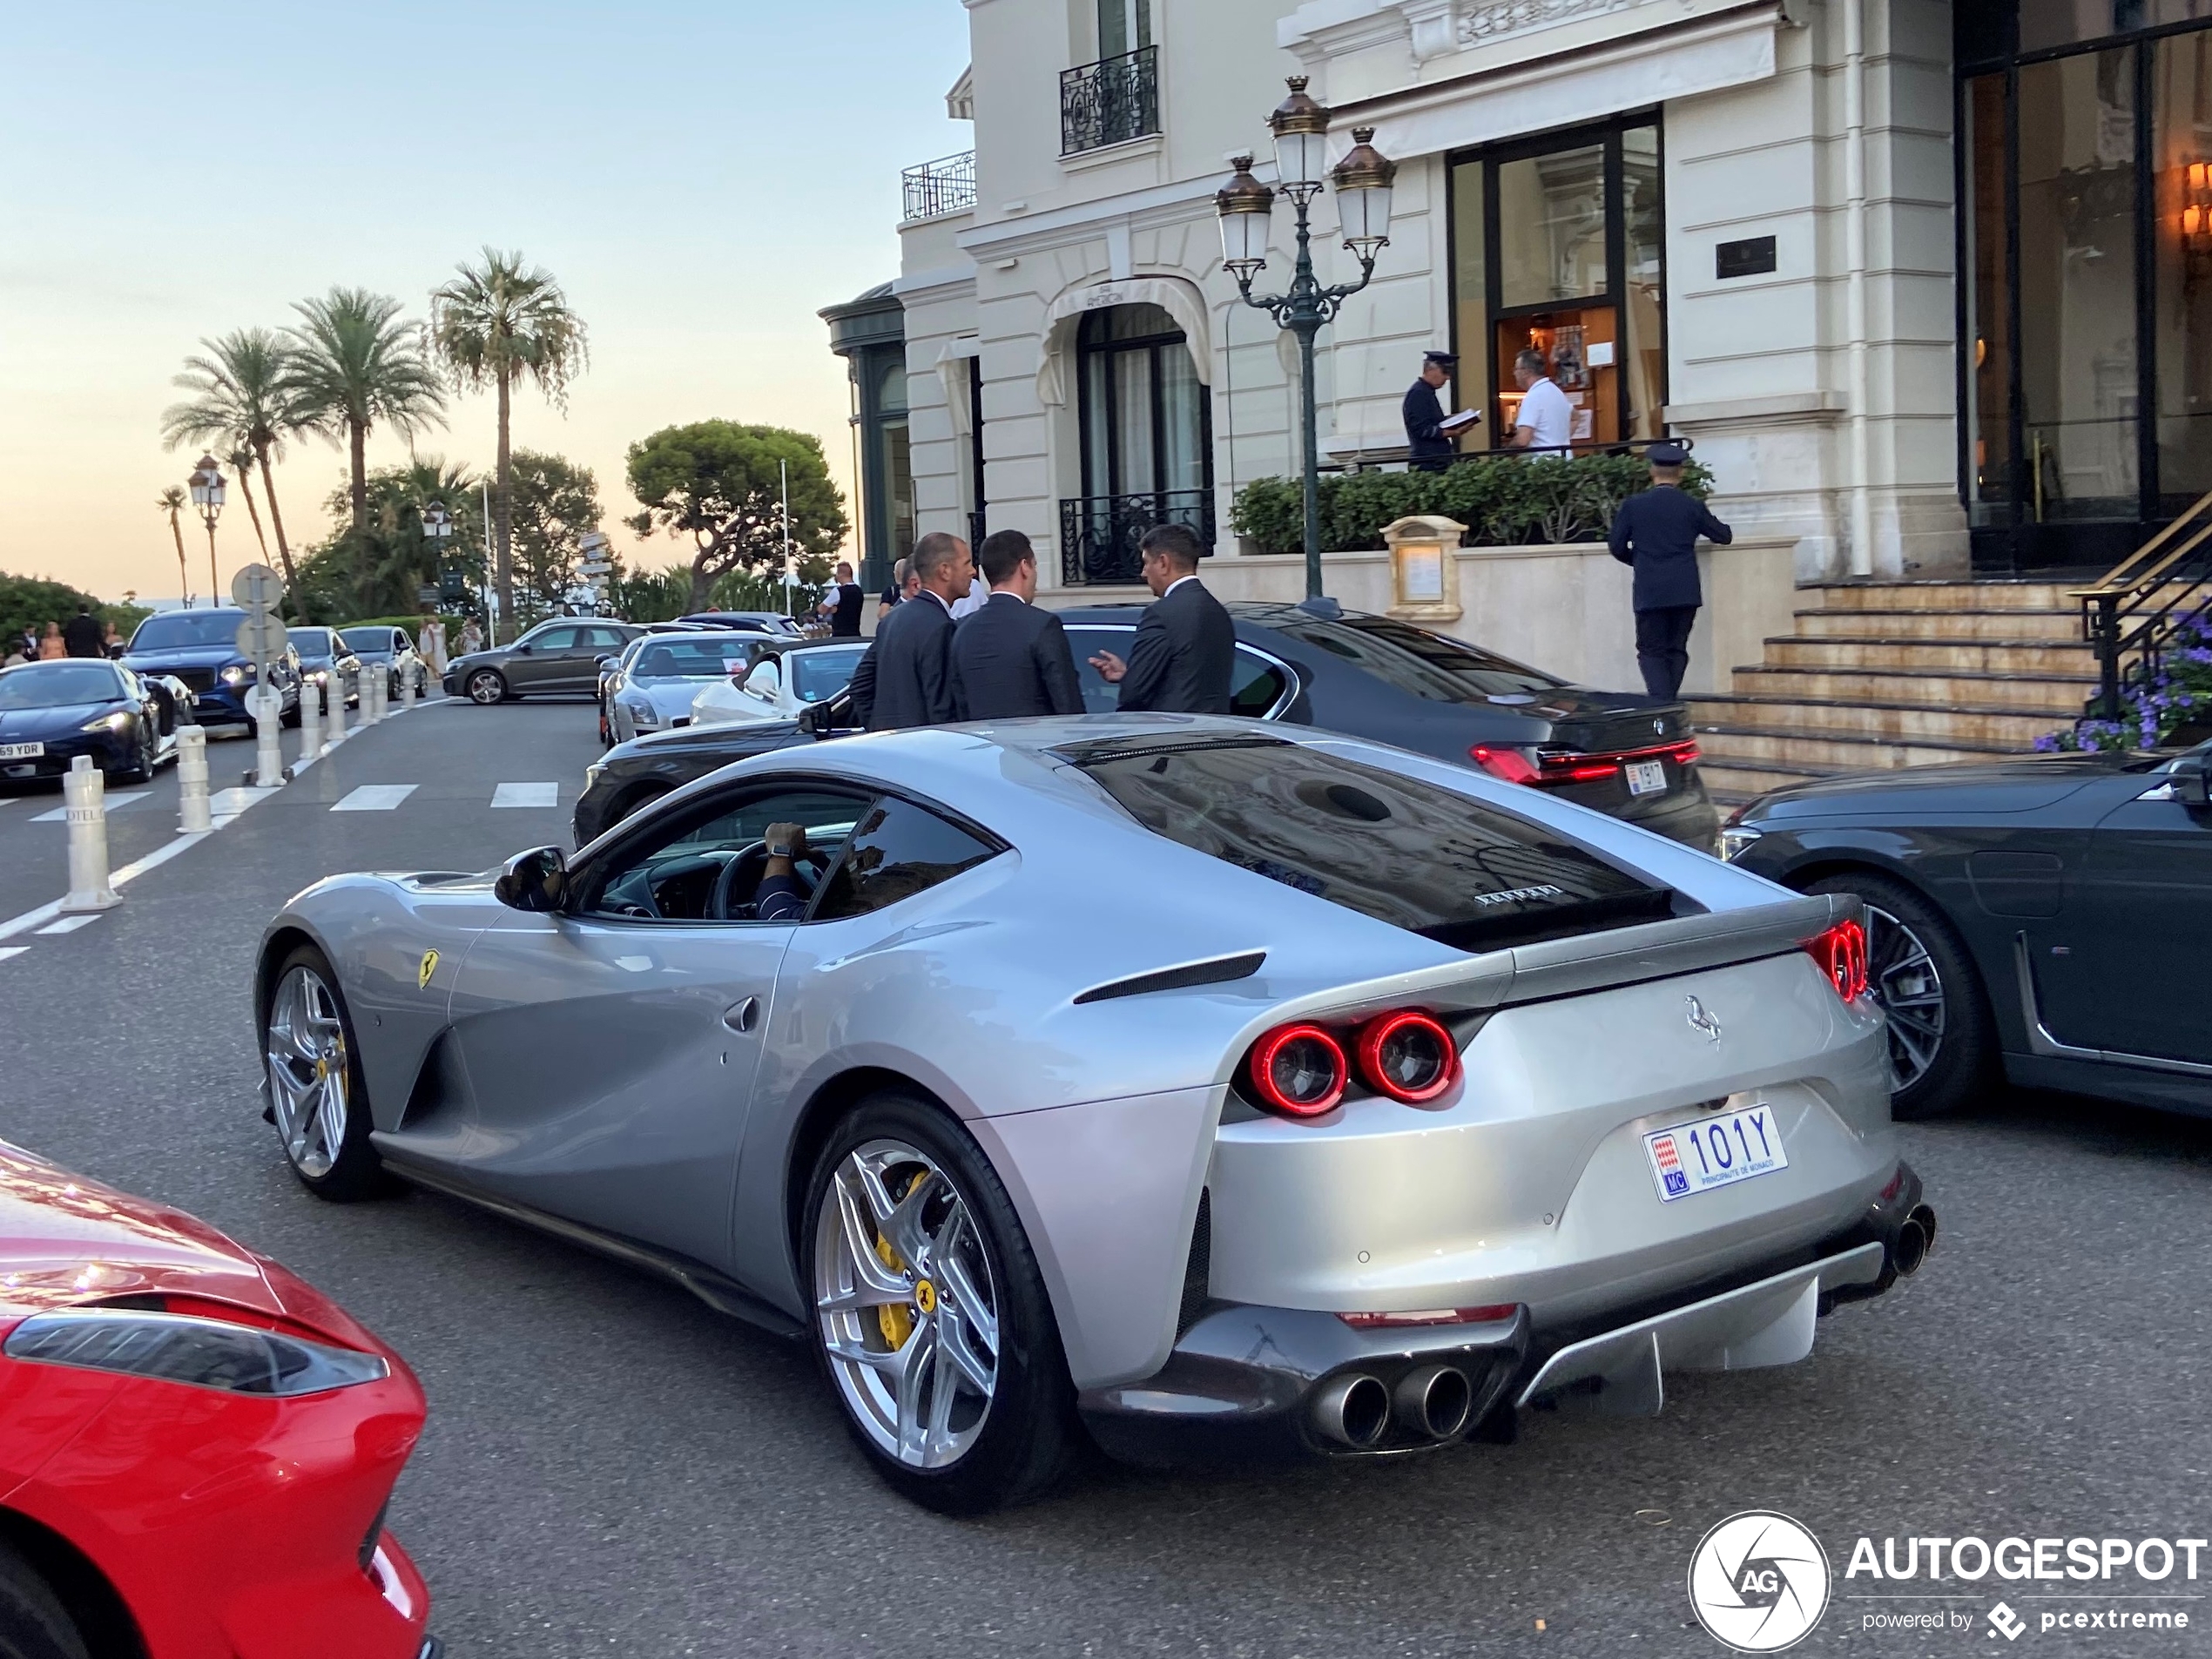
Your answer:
[573,600,1716,848]
[0,658,192,786]
[1721,742,2212,1121]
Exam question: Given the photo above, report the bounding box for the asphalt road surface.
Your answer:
[1,700,2207,1657]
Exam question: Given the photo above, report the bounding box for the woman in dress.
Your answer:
[457,617,483,657]
[419,615,448,676]
[35,623,66,660]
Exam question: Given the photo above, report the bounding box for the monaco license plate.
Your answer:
[0,743,44,760]
[1626,759,1667,796]
[1643,1104,1787,1202]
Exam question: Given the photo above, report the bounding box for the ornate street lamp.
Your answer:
[187,455,226,607]
[1218,78,1397,601]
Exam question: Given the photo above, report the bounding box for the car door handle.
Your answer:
[722,995,761,1034]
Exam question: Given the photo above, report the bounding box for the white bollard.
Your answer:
[327,672,348,747]
[298,677,321,761]
[60,756,121,913]
[401,664,417,713]
[177,724,212,833]
[365,668,384,725]
[251,685,284,788]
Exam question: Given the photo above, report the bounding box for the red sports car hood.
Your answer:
[0,1141,282,1320]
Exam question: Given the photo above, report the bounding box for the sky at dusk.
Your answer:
[1,1,973,604]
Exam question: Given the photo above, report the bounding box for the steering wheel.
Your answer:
[709,840,833,921]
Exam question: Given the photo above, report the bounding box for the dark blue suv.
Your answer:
[123,608,301,727]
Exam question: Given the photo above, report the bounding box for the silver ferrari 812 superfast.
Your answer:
[253,714,1934,1512]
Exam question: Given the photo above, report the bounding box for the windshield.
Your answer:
[341,628,395,654]
[791,647,866,703]
[130,611,241,651]
[0,663,125,710]
[632,639,760,680]
[1268,614,1567,702]
[1069,736,1670,952]
[291,628,335,657]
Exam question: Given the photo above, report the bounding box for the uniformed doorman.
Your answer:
[1403,351,1459,473]
[1606,441,1734,700]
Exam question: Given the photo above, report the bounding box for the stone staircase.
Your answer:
[1691,579,2101,805]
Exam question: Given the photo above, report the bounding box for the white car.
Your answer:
[690,640,869,728]
[606,632,769,743]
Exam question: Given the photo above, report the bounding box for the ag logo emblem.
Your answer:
[418,949,440,991]
[1687,1511,1830,1652]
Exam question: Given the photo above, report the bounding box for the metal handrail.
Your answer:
[900,151,976,221]
[2075,485,2212,720]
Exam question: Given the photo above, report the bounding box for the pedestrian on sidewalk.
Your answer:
[951,529,1085,720]
[36,624,66,660]
[818,563,864,637]
[1607,441,1732,701]
[457,617,483,657]
[63,604,103,658]
[420,616,448,676]
[848,532,971,731]
[1086,523,1236,715]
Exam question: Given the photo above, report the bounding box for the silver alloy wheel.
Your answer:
[265,966,351,1179]
[468,670,504,705]
[1864,902,1947,1095]
[814,1138,1001,1470]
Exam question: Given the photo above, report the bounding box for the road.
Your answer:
[1,698,2207,1657]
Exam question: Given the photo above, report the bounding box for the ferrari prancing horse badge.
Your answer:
[419,949,439,991]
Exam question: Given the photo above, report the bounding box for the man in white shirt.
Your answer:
[1507,349,1574,453]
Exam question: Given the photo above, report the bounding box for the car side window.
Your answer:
[583,626,629,651]
[529,625,580,651]
[1231,648,1291,718]
[810,798,1000,923]
[1062,628,1131,714]
[584,787,869,924]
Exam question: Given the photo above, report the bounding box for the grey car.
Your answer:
[339,625,427,699]
[604,632,765,742]
[288,627,362,709]
[253,716,1932,1513]
[445,618,644,704]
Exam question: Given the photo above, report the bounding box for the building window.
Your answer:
[1447,116,1667,453]
[1062,303,1213,585]
[879,361,915,572]
[1063,5,1158,156]
[1956,0,2212,567]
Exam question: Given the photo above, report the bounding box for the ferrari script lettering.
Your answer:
[1474,883,1564,907]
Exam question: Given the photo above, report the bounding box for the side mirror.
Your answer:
[595,654,615,669]
[2175,749,2212,808]
[495,846,569,912]
[513,641,533,655]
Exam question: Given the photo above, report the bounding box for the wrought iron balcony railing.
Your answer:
[901,151,976,220]
[1058,489,1212,587]
[1061,46,1159,155]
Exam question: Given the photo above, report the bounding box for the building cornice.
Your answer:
[957,170,1236,260]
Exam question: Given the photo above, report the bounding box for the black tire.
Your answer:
[1804,872,1991,1121]
[109,721,154,786]
[598,703,613,748]
[259,942,390,1201]
[466,668,509,705]
[802,1093,1074,1514]
[0,1540,90,1659]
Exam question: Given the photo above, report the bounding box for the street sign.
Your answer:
[577,562,611,577]
[416,584,441,606]
[235,613,289,662]
[230,563,285,613]
[246,683,284,723]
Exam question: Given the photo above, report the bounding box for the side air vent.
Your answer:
[1075,952,1266,1006]
[1177,1190,1212,1336]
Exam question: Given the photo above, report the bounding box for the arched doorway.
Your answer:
[1062,302,1213,586]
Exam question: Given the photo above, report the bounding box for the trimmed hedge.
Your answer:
[1228,453,1713,556]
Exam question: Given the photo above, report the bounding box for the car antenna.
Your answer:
[1295,596,1343,620]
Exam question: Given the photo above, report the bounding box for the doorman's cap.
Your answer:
[1422,351,1458,369]
[1646,441,1689,465]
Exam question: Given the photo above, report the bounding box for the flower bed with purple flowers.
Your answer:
[2037,606,2212,752]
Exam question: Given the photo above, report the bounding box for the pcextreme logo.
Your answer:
[1688,1512,1832,1653]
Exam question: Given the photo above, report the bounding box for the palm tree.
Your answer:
[160,328,311,617]
[158,486,191,605]
[284,289,446,597]
[429,249,588,628]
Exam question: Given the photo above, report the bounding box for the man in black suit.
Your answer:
[1087,523,1236,715]
[847,531,972,731]
[62,603,105,659]
[1607,442,1733,699]
[951,529,1084,720]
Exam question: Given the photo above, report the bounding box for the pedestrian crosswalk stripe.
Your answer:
[35,915,101,934]
[490,782,558,809]
[331,785,418,813]
[0,947,26,962]
[31,792,147,823]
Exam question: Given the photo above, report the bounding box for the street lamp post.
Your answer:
[187,455,226,608]
[1217,79,1397,601]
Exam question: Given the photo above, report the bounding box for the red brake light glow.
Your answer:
[1471,739,1700,788]
[1353,1009,1460,1103]
[1804,919,1870,1001]
[1339,1304,1520,1329]
[1468,745,1539,784]
[1244,1022,1348,1117]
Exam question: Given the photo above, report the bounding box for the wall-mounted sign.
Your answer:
[1716,236,1777,280]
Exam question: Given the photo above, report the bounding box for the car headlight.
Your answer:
[311,669,328,684]
[584,761,607,790]
[620,699,658,725]
[3,1308,388,1397]
[219,664,252,685]
[79,711,132,733]
[1717,823,1763,863]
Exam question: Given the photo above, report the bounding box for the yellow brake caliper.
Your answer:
[875,1231,914,1349]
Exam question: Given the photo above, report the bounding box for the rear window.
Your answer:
[1068,737,1670,952]
[1270,615,1565,703]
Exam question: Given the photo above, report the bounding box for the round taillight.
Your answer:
[1245,1023,1347,1117]
[1355,1009,1459,1103]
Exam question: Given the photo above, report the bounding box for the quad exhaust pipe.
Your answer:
[1313,1364,1478,1447]
[1394,1364,1474,1440]
[1312,1372,1391,1448]
[1892,1204,1938,1278]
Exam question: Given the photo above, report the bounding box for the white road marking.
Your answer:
[0,947,26,962]
[36,914,101,934]
[490,781,558,809]
[30,792,147,823]
[331,785,417,813]
[208,786,280,824]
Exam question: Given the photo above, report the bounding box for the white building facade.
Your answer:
[827,0,2212,624]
